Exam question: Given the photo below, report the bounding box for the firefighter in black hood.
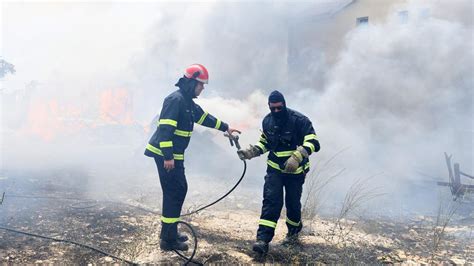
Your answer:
[145,64,240,251]
[238,90,320,254]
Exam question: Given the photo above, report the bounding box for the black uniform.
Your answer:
[145,77,228,241]
[254,108,320,243]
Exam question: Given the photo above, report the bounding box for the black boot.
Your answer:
[252,240,269,254]
[160,239,189,251]
[283,221,302,246]
[177,232,189,242]
[281,232,300,246]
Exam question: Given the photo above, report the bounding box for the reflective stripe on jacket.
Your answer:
[255,108,320,174]
[145,89,228,160]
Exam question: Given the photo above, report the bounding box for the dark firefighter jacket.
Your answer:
[145,79,228,161]
[255,108,320,175]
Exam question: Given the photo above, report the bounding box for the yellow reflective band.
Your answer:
[161,216,180,224]
[273,150,295,157]
[146,144,163,156]
[255,142,267,153]
[197,112,208,125]
[304,162,310,170]
[174,129,192,137]
[146,144,184,160]
[259,135,267,143]
[267,160,281,171]
[303,142,315,153]
[259,219,277,228]
[159,141,173,148]
[286,218,301,227]
[174,154,184,160]
[159,119,178,127]
[304,134,317,141]
[267,160,305,174]
[214,119,221,129]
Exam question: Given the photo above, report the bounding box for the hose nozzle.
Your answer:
[224,132,241,150]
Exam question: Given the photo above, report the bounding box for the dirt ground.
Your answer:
[1,196,472,265]
[0,172,472,264]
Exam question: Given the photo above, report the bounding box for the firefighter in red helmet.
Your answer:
[183,63,209,84]
[145,64,240,251]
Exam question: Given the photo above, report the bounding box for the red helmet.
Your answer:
[184,64,209,84]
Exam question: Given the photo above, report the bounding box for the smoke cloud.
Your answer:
[1,1,472,216]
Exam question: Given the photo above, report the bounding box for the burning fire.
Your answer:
[26,99,83,141]
[99,88,133,125]
[24,88,136,141]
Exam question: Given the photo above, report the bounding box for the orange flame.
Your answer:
[26,99,83,141]
[99,88,133,125]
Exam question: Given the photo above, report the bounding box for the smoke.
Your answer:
[298,0,473,215]
[1,1,472,216]
[1,2,160,200]
[152,0,473,215]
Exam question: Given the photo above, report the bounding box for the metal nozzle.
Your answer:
[224,132,241,150]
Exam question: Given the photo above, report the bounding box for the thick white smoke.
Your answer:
[316,2,472,213]
[1,1,472,216]
[170,0,473,215]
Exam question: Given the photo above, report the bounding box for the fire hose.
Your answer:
[0,225,137,265]
[0,132,247,265]
[170,132,245,265]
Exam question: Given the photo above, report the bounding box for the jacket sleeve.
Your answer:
[194,103,229,132]
[254,131,269,154]
[254,119,269,154]
[298,116,320,155]
[157,96,180,160]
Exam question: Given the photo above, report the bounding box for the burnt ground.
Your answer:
[0,173,472,264]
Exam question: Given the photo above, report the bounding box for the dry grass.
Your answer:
[323,175,384,262]
[301,147,384,262]
[302,147,349,220]
[429,192,462,263]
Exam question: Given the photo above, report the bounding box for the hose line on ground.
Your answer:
[171,159,247,265]
[0,225,137,265]
[0,159,247,265]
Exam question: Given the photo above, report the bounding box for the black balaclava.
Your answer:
[175,76,198,99]
[268,90,288,121]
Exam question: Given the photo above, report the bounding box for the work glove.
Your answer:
[237,145,261,160]
[284,146,309,173]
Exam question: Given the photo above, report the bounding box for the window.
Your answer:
[398,10,408,24]
[356,16,369,26]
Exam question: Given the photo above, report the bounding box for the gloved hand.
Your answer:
[237,145,261,160]
[284,146,308,173]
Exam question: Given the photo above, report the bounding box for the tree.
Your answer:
[0,59,16,78]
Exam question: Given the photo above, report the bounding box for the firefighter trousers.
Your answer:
[257,171,305,243]
[154,157,188,241]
